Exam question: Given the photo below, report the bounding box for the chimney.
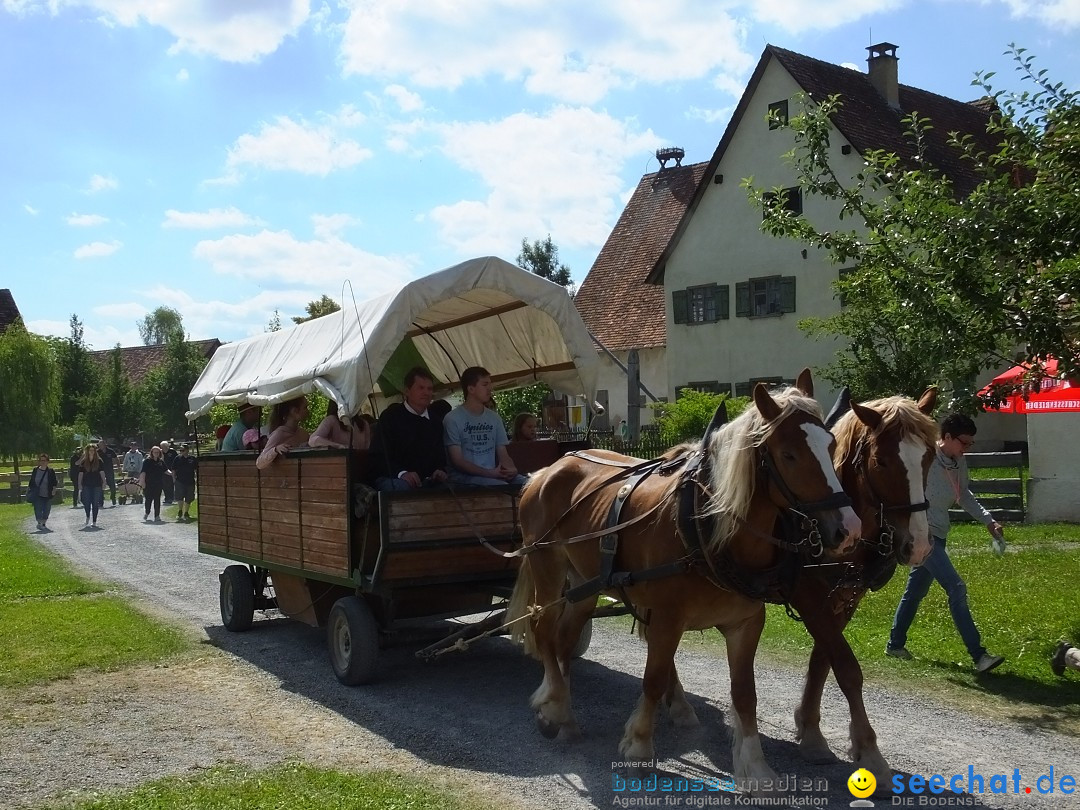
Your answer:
[866,42,900,110]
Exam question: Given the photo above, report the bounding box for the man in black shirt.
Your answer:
[96,438,118,506]
[160,441,178,503]
[371,366,448,491]
[171,444,198,522]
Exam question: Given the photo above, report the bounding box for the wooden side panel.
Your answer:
[197,451,352,579]
[379,543,518,581]
[384,493,519,543]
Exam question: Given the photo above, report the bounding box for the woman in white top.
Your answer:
[308,400,370,451]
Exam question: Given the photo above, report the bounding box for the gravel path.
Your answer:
[2,501,1078,810]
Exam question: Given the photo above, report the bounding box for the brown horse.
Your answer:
[508,370,861,789]
[788,389,939,793]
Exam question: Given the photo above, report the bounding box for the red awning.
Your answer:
[978,357,1080,414]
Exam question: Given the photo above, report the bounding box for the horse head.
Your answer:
[705,369,861,556]
[834,387,938,566]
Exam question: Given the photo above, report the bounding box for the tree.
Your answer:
[293,295,341,324]
[143,329,210,438]
[85,345,140,440]
[493,382,550,433]
[56,314,99,425]
[517,235,573,289]
[746,46,1080,408]
[650,390,749,445]
[267,310,282,332]
[0,322,59,480]
[138,306,184,345]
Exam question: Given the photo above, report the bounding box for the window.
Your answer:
[735,276,796,317]
[762,186,802,218]
[672,284,729,324]
[735,377,789,398]
[767,100,789,129]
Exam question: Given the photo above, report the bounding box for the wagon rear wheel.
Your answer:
[571,617,593,658]
[220,565,255,631]
[327,596,380,685]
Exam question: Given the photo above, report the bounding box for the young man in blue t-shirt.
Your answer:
[443,366,526,488]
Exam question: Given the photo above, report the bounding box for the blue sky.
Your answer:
[2,0,1078,349]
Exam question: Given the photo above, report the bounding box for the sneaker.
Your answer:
[975,653,1005,673]
[84,517,90,526]
[1051,641,1071,677]
[886,646,913,660]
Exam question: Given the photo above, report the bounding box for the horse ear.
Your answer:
[917,386,938,415]
[795,368,814,397]
[753,383,782,422]
[824,386,852,429]
[851,400,883,430]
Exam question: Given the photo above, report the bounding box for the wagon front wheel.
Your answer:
[220,565,255,631]
[571,617,593,659]
[327,596,380,685]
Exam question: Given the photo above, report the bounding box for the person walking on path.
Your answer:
[171,444,198,522]
[122,441,144,478]
[887,412,1006,674]
[139,445,168,522]
[160,441,178,504]
[27,453,59,530]
[76,443,107,528]
[68,446,81,508]
[96,438,118,507]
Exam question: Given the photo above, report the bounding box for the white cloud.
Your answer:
[163,207,265,229]
[86,173,118,193]
[74,239,122,258]
[24,0,314,62]
[429,106,660,255]
[192,228,414,293]
[94,301,147,319]
[1000,0,1080,28]
[176,67,189,81]
[338,1,756,104]
[385,84,423,113]
[67,212,109,226]
[687,105,734,125]
[747,0,904,31]
[221,113,373,179]
[311,213,357,239]
[23,204,39,215]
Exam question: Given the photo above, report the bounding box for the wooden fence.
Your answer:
[949,451,1026,524]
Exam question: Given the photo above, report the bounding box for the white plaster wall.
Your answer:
[1025,413,1080,522]
[664,58,878,411]
[593,347,668,427]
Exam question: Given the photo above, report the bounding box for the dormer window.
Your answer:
[768,100,789,129]
[762,187,803,217]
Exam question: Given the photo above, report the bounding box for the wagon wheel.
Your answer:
[571,617,593,659]
[219,565,255,631]
[327,596,380,686]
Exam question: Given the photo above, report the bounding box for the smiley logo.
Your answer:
[848,768,876,798]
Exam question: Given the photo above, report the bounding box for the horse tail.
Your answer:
[507,556,537,656]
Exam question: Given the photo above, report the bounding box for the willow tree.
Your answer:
[0,322,58,482]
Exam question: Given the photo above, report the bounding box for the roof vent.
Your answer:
[656,147,685,170]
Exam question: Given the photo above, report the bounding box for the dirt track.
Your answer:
[2,502,1078,809]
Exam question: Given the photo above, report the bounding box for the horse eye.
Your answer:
[782,450,797,462]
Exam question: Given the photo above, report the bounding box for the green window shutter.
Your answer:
[705,284,718,323]
[735,282,750,317]
[734,381,751,398]
[718,284,730,320]
[673,289,688,324]
[780,276,796,313]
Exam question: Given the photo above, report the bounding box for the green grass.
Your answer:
[0,504,190,688]
[43,763,483,810]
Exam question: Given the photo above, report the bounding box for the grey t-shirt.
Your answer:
[443,405,508,473]
[926,447,993,538]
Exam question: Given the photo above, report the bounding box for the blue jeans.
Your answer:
[889,535,986,662]
[29,493,52,525]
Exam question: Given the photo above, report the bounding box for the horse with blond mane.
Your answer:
[508,370,861,790]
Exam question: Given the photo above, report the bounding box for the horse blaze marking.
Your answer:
[898,436,929,541]
[801,423,860,540]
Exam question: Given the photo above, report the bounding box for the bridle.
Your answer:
[850,437,928,559]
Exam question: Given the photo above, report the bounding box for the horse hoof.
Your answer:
[536,712,560,739]
[557,722,582,742]
[799,745,838,764]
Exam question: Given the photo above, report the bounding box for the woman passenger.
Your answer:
[512,412,538,442]
[257,397,311,469]
[309,400,370,451]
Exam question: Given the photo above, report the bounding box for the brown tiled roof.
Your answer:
[0,289,22,333]
[769,45,999,197]
[89,339,222,385]
[575,162,707,351]
[650,43,1000,283]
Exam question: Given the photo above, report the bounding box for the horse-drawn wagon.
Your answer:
[186,257,604,685]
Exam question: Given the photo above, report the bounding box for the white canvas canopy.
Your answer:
[186,256,601,421]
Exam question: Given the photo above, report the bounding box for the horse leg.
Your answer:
[663,664,700,728]
[722,606,779,794]
[619,614,683,763]
[555,592,594,677]
[799,608,891,793]
[794,642,838,763]
[527,553,581,740]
